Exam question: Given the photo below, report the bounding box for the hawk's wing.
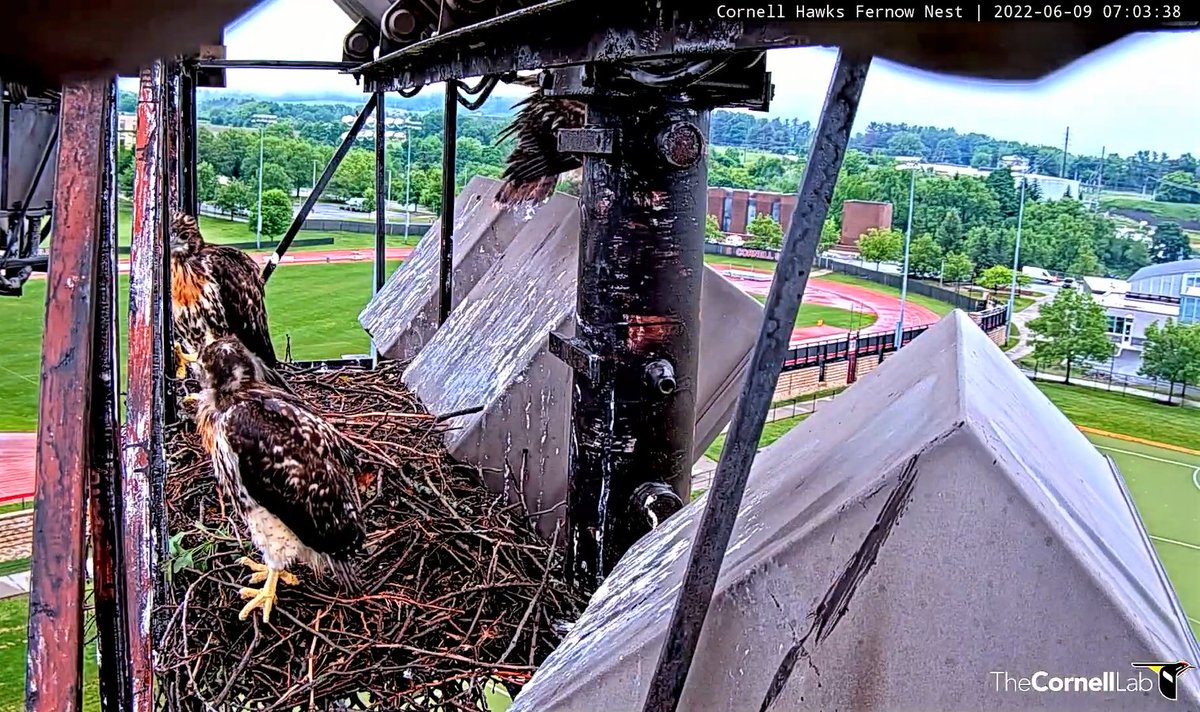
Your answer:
[224,394,364,558]
[207,245,278,367]
[495,89,585,206]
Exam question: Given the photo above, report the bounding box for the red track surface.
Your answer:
[2,253,937,503]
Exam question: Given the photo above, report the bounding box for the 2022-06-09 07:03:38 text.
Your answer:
[712,3,1195,21]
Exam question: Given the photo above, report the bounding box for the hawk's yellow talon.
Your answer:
[174,342,199,380]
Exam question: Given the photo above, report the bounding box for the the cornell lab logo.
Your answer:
[1130,661,1193,701]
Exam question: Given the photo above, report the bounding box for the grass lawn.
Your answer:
[0,260,400,431]
[0,595,101,711]
[1034,381,1200,451]
[1100,195,1200,225]
[113,204,421,253]
[702,254,777,271]
[748,294,878,330]
[704,413,809,462]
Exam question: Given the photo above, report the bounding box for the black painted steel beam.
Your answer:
[437,80,457,325]
[262,93,378,283]
[374,89,387,299]
[639,51,872,712]
[179,65,198,215]
[196,59,359,71]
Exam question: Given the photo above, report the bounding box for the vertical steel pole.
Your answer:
[894,166,916,348]
[90,77,132,712]
[438,81,458,325]
[1007,178,1027,323]
[122,61,168,712]
[641,52,872,712]
[565,97,708,589]
[255,124,264,249]
[374,89,387,296]
[179,64,199,215]
[404,121,415,240]
[25,76,111,712]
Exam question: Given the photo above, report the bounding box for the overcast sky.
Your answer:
[124,0,1199,158]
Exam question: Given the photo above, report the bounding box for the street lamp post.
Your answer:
[400,118,421,240]
[250,113,277,249]
[894,165,918,349]
[1006,177,1028,323]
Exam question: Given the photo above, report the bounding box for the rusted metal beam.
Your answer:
[355,0,1187,91]
[122,60,168,712]
[179,64,198,215]
[437,80,457,325]
[640,51,872,712]
[262,93,378,283]
[87,77,132,712]
[25,76,111,712]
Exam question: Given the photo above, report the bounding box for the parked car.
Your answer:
[343,197,368,212]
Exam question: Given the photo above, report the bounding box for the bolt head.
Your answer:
[656,122,705,169]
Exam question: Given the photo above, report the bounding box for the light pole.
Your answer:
[1006,176,1028,323]
[894,164,918,349]
[400,118,421,241]
[250,113,277,249]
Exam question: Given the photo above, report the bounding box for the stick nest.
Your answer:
[156,361,585,711]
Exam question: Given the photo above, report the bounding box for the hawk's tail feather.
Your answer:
[494,175,559,208]
[327,557,360,593]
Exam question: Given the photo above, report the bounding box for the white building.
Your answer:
[904,160,1081,202]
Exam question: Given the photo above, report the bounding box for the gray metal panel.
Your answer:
[510,311,1200,712]
[384,177,762,537]
[3,100,59,213]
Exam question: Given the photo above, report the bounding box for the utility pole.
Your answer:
[1007,177,1028,324]
[1061,126,1069,178]
[894,165,917,349]
[250,113,277,249]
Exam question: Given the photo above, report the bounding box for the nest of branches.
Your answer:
[156,361,586,711]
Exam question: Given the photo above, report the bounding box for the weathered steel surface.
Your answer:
[359,176,543,359]
[511,312,1200,712]
[121,61,167,712]
[642,52,870,712]
[88,77,132,712]
[374,89,387,298]
[25,76,109,712]
[1,0,258,87]
[356,0,1184,91]
[1,98,59,213]
[393,177,760,541]
[438,80,459,325]
[178,66,198,215]
[564,99,710,590]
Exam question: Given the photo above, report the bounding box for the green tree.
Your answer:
[970,148,994,169]
[964,225,1015,270]
[197,161,218,203]
[819,217,841,254]
[942,251,975,289]
[1140,319,1200,403]
[257,162,292,194]
[984,167,1020,219]
[214,179,252,219]
[887,132,925,157]
[977,264,1030,292]
[705,214,724,242]
[1151,222,1191,264]
[746,214,784,249]
[906,234,943,278]
[1155,170,1200,204]
[856,227,903,270]
[1027,286,1113,384]
[1068,247,1101,276]
[362,185,376,213]
[246,188,293,239]
[117,146,135,195]
[934,208,965,252]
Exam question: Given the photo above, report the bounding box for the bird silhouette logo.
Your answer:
[1131,661,1193,701]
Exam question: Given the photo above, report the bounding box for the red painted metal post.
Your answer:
[122,60,167,712]
[24,77,111,712]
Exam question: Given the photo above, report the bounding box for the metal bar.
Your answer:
[640,51,871,712]
[1,92,9,210]
[11,122,59,227]
[179,64,199,215]
[24,76,110,712]
[88,77,132,712]
[564,96,707,591]
[262,93,378,283]
[437,80,457,325]
[373,88,386,296]
[198,59,359,70]
[164,62,181,212]
[160,68,179,425]
[355,0,1156,91]
[122,60,168,712]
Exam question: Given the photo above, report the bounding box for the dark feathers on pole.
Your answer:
[495,86,586,207]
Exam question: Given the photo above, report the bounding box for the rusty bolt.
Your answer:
[656,121,705,169]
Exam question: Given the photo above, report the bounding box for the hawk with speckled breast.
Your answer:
[495,74,586,207]
[193,337,365,622]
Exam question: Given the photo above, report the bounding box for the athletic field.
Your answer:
[1087,433,1200,638]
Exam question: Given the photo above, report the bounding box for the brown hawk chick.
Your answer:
[193,337,365,623]
[495,74,586,207]
[169,213,290,392]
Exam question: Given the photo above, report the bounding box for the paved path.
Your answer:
[710,262,940,345]
[1006,291,1053,362]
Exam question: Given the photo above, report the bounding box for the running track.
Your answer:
[1,252,936,502]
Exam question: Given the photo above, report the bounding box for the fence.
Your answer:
[701,243,989,312]
[299,218,434,237]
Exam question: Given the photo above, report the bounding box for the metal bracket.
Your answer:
[557,128,616,156]
[548,331,601,382]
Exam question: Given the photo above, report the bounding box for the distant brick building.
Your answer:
[840,200,893,250]
[707,187,798,235]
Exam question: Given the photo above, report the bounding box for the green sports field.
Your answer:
[1086,433,1200,638]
